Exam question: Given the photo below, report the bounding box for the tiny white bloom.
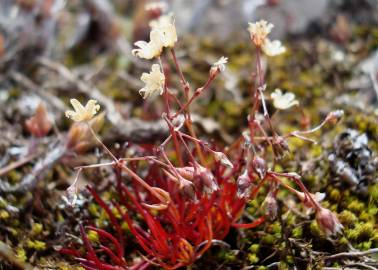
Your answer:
[65,99,100,122]
[262,39,286,56]
[145,1,168,12]
[139,64,165,99]
[150,14,177,48]
[212,56,228,72]
[247,20,274,47]
[132,30,163,59]
[271,89,299,110]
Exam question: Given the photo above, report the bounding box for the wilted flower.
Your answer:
[132,30,163,59]
[65,99,100,122]
[315,207,343,236]
[247,20,273,47]
[139,64,165,99]
[262,39,286,56]
[150,14,177,48]
[213,150,233,168]
[271,89,299,110]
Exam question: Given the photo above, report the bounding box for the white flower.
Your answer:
[247,20,274,47]
[139,64,165,99]
[212,56,228,72]
[150,14,177,48]
[145,1,168,12]
[271,89,299,110]
[132,30,163,60]
[262,39,286,56]
[65,99,100,122]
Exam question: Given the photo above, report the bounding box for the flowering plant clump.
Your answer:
[61,13,344,270]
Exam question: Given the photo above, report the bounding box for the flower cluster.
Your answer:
[132,13,177,60]
[248,20,286,56]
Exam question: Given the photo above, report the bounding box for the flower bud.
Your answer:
[315,207,343,236]
[262,192,278,220]
[252,156,267,179]
[326,110,344,125]
[213,151,234,169]
[193,163,219,194]
[236,169,253,199]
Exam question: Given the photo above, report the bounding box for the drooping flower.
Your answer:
[247,20,274,47]
[316,207,343,236]
[262,39,286,56]
[271,89,299,110]
[213,150,233,168]
[65,99,100,122]
[132,30,163,60]
[150,14,177,48]
[212,56,228,72]
[139,64,165,99]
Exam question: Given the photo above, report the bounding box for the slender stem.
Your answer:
[171,49,189,100]
[120,163,166,203]
[159,56,184,166]
[86,122,118,162]
[172,75,215,119]
[269,171,320,210]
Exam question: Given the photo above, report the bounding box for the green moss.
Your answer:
[347,200,365,214]
[338,210,357,226]
[279,261,290,270]
[87,230,99,244]
[369,184,378,202]
[0,209,10,220]
[31,223,43,235]
[270,222,282,234]
[248,244,260,253]
[339,236,349,246]
[88,203,99,217]
[347,222,374,241]
[15,247,27,262]
[356,241,372,250]
[310,220,322,237]
[261,234,276,245]
[27,240,46,251]
[292,226,303,238]
[329,189,341,202]
[247,253,259,264]
[222,251,237,262]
